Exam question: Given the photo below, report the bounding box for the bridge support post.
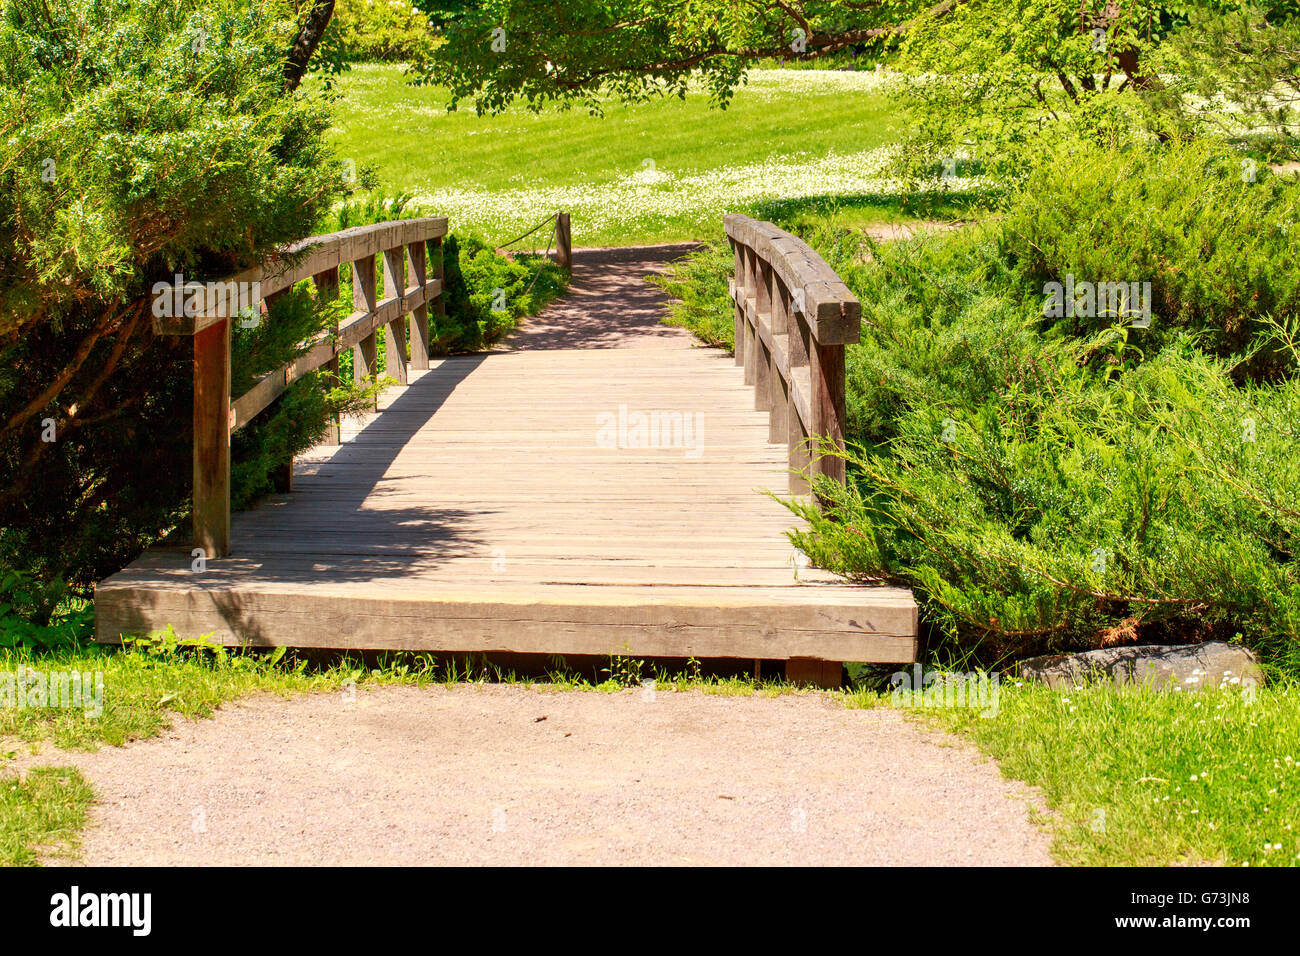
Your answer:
[193,317,231,559]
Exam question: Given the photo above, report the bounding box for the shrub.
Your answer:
[0,571,93,651]
[0,0,349,596]
[438,234,567,351]
[1000,138,1300,378]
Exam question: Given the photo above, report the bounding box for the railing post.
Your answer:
[430,236,446,348]
[767,274,790,446]
[193,317,231,559]
[555,212,572,269]
[730,239,745,368]
[352,254,379,409]
[742,246,758,388]
[382,245,408,385]
[312,266,342,444]
[810,340,847,486]
[753,259,774,414]
[407,238,429,370]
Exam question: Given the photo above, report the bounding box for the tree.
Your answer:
[285,0,339,91]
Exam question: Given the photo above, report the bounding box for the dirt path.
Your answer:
[21,685,1052,866]
[498,243,702,350]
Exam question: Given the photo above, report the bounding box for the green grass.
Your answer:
[12,641,1293,866]
[0,767,91,865]
[0,643,346,751]
[902,680,1300,867]
[320,65,970,245]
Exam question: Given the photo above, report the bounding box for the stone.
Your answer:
[1017,642,1263,693]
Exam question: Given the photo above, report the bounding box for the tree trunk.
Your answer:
[284,0,336,93]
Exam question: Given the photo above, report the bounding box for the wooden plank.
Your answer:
[95,586,917,662]
[192,318,231,558]
[382,247,408,385]
[556,212,572,269]
[406,242,430,370]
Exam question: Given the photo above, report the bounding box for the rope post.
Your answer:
[555,212,572,270]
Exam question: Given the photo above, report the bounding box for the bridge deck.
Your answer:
[96,248,917,670]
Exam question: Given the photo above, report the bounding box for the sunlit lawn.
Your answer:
[320,65,974,245]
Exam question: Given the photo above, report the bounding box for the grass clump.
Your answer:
[0,767,91,866]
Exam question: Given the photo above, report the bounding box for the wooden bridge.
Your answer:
[95,214,917,686]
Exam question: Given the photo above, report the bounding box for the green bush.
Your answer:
[0,571,93,651]
[333,0,437,63]
[659,142,1300,675]
[438,234,568,351]
[1000,139,1300,377]
[0,0,350,598]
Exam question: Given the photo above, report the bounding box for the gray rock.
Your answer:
[1017,642,1263,693]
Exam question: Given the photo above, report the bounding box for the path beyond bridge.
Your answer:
[97,236,917,685]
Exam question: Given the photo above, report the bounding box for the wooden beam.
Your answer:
[382,247,408,385]
[313,266,341,444]
[352,254,379,408]
[406,241,429,370]
[192,318,231,559]
[556,212,572,269]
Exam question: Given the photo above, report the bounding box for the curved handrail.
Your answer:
[723,214,861,494]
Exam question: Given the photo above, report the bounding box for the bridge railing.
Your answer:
[153,216,450,559]
[723,214,861,495]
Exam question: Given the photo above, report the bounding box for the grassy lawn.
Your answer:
[903,681,1300,867]
[322,65,974,245]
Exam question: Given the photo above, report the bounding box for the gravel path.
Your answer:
[20,685,1052,866]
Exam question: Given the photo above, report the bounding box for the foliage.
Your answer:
[418,0,940,113]
[332,0,437,63]
[0,571,92,651]
[999,137,1300,377]
[0,0,348,596]
[1148,3,1300,156]
[438,233,567,350]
